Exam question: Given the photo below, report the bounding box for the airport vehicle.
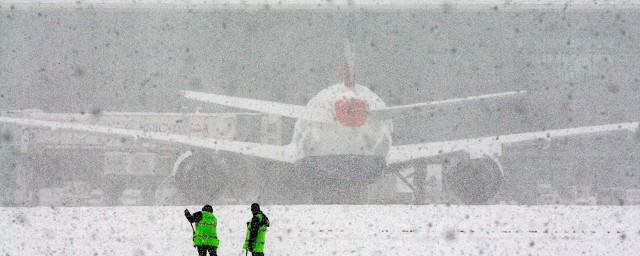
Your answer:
[0,110,282,205]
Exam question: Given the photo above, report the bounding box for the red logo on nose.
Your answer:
[335,99,369,127]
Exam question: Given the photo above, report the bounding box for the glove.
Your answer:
[184,209,190,217]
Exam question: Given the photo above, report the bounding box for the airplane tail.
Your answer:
[344,40,355,89]
[344,6,356,89]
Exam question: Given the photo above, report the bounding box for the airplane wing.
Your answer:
[386,121,639,165]
[0,116,297,163]
[370,90,527,120]
[182,90,334,123]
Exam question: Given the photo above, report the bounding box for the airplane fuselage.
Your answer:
[289,84,393,186]
[291,83,393,160]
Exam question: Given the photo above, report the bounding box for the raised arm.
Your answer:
[185,210,202,223]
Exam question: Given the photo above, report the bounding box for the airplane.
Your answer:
[1,40,638,204]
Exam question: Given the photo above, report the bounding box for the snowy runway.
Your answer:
[1,205,639,256]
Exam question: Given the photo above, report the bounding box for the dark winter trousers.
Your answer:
[251,253,264,256]
[196,246,217,256]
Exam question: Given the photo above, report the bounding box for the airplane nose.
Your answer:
[335,99,369,127]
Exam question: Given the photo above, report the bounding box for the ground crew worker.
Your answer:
[185,204,219,256]
[243,203,269,256]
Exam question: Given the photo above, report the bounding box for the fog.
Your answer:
[2,1,640,256]
[1,1,639,207]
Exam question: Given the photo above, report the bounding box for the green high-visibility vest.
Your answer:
[242,212,267,253]
[193,211,219,247]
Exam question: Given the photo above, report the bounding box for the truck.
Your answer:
[0,109,284,206]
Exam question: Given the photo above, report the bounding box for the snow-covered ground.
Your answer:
[1,205,639,255]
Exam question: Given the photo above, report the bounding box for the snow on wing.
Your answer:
[0,116,297,163]
[386,121,639,164]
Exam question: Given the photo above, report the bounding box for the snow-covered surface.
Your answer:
[1,205,639,255]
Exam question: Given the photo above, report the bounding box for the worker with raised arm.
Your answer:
[185,204,219,256]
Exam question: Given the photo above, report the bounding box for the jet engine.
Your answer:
[444,156,504,204]
[173,151,232,204]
